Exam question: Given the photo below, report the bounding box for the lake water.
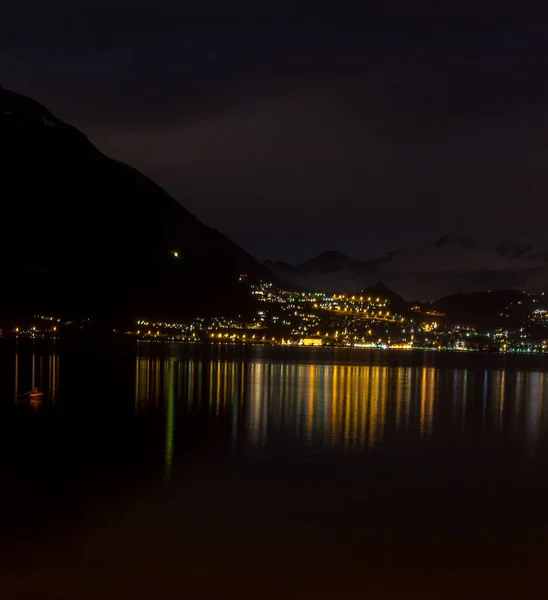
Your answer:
[2,341,548,598]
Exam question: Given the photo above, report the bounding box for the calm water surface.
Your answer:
[2,341,548,598]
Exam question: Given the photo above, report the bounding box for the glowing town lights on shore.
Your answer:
[119,283,548,352]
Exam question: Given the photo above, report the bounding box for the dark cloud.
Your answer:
[1,5,547,262]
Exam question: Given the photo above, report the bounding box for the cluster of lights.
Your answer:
[17,278,538,355]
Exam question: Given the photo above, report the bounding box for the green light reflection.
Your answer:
[165,361,175,482]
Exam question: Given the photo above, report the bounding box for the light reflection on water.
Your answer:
[5,344,548,597]
[13,347,60,406]
[6,344,548,466]
[131,350,548,460]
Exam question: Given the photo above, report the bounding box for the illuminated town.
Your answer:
[7,279,548,354]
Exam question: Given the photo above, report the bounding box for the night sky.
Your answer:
[1,5,546,263]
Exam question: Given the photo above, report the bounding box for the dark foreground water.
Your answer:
[2,341,548,598]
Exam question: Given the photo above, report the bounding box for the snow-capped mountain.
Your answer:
[266,236,548,301]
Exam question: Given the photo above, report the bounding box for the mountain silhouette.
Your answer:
[267,237,548,300]
[0,86,266,324]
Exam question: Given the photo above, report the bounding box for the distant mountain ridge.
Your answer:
[0,86,267,323]
[267,236,548,300]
